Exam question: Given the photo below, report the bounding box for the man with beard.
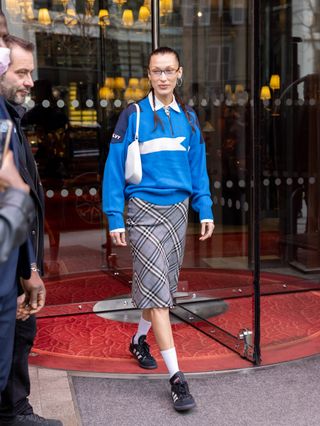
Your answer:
[0,34,63,426]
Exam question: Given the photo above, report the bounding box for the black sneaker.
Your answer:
[170,371,196,412]
[0,414,63,426]
[129,335,157,369]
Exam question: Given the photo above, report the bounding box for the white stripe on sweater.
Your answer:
[139,137,186,154]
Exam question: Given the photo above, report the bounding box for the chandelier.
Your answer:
[5,0,174,28]
[4,0,175,116]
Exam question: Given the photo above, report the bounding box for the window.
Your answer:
[207,44,232,83]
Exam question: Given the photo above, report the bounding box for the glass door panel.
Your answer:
[258,0,320,361]
[259,0,320,289]
[159,0,256,361]
[4,1,152,310]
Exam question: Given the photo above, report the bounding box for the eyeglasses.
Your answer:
[149,68,180,78]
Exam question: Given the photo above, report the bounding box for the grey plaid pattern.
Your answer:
[127,197,189,309]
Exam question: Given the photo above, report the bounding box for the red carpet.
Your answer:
[29,270,320,373]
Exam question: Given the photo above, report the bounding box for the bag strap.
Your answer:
[134,103,140,142]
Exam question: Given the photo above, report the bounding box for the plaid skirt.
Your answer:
[126,197,189,309]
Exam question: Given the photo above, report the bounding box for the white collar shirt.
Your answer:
[148,92,181,113]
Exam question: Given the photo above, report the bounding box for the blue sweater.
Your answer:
[102,96,213,230]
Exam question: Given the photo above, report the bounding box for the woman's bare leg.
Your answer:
[148,307,174,350]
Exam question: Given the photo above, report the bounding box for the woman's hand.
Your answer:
[110,231,127,246]
[199,221,215,241]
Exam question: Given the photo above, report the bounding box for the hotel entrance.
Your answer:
[2,0,320,373]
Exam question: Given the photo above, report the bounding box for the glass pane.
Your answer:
[259,0,320,360]
[4,1,257,362]
[160,0,255,359]
[4,2,151,310]
[260,0,320,286]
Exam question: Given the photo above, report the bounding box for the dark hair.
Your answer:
[0,11,8,38]
[148,46,181,65]
[147,46,194,132]
[3,34,34,52]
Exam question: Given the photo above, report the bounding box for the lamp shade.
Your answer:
[104,77,115,88]
[224,84,232,94]
[114,77,126,90]
[159,0,165,16]
[99,86,114,100]
[260,85,271,100]
[138,5,150,22]
[18,0,32,7]
[235,84,245,93]
[26,5,34,20]
[135,88,144,100]
[98,9,110,26]
[140,78,150,91]
[202,121,215,133]
[6,0,20,16]
[269,74,280,90]
[128,78,139,89]
[64,8,77,26]
[163,0,173,13]
[160,0,173,15]
[38,8,51,25]
[122,9,134,26]
[124,88,144,101]
[124,87,134,101]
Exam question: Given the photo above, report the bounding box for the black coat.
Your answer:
[4,99,45,279]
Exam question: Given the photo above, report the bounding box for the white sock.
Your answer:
[160,347,179,378]
[133,316,152,344]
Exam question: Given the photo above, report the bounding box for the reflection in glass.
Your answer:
[156,0,255,360]
[4,1,151,281]
[260,0,320,284]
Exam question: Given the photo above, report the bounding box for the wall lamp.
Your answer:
[260,74,281,116]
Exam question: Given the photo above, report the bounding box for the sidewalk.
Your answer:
[30,355,320,426]
[29,367,80,426]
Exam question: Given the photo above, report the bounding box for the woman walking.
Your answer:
[103,46,214,412]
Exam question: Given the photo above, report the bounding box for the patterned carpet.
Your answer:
[29,270,320,373]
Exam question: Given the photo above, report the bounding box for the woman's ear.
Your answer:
[177,66,183,79]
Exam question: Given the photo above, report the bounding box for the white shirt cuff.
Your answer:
[110,228,125,233]
[201,219,214,223]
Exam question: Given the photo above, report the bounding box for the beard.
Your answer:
[8,87,28,105]
[0,80,28,105]
[12,90,28,105]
